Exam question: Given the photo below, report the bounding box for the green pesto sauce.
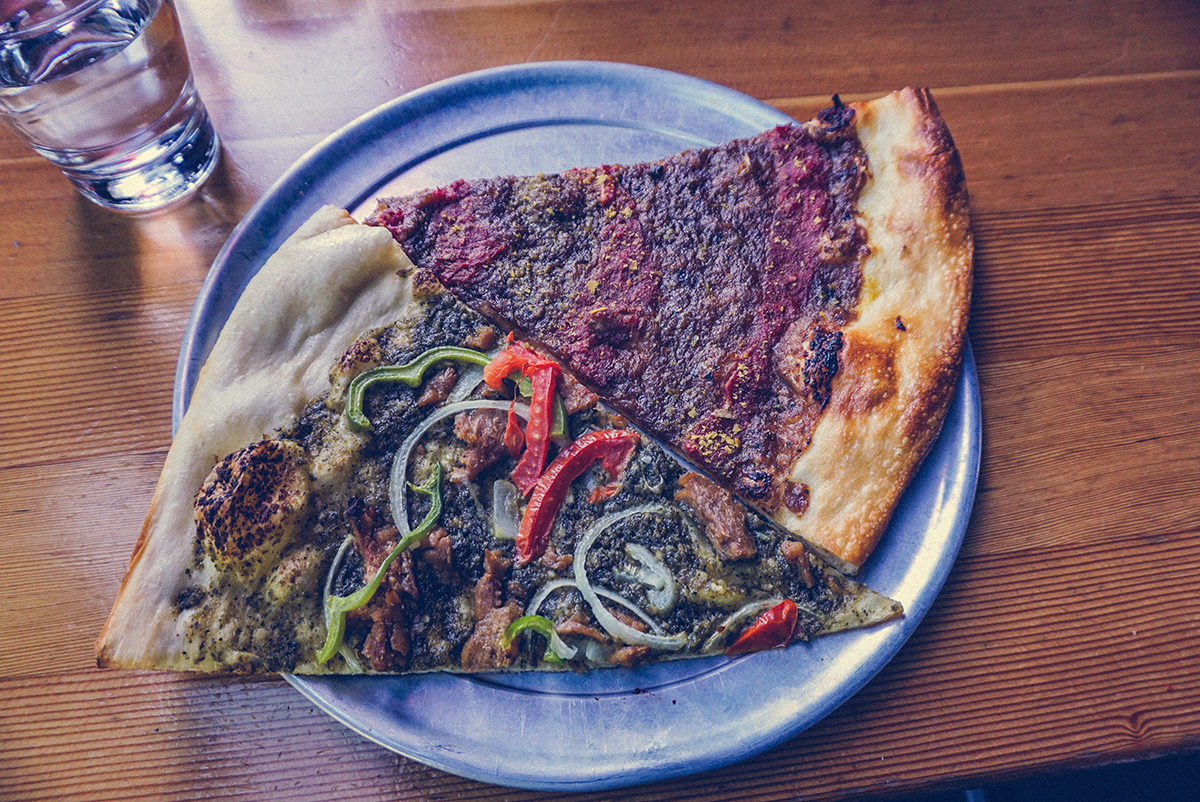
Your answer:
[175,294,894,673]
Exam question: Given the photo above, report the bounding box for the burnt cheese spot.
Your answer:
[801,329,843,408]
[194,439,312,581]
[175,585,207,611]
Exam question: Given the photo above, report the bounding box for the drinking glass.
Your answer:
[0,0,219,212]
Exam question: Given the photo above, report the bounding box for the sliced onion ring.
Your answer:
[491,479,521,540]
[526,577,666,636]
[619,543,677,613]
[573,505,688,651]
[389,399,530,536]
[525,578,578,618]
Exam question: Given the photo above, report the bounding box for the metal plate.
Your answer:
[178,61,981,792]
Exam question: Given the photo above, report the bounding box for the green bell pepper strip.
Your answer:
[501,614,569,664]
[510,371,533,396]
[315,464,444,664]
[509,370,568,441]
[549,392,568,441]
[345,346,492,431]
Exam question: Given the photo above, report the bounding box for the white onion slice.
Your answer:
[525,577,665,636]
[583,638,612,665]
[389,399,530,536]
[619,543,677,613]
[446,364,485,404]
[701,597,784,655]
[491,479,521,540]
[574,505,688,651]
[526,578,578,617]
[594,585,667,635]
[544,629,579,661]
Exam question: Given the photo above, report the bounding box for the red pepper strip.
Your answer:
[484,341,562,494]
[725,599,799,656]
[483,340,546,390]
[504,406,525,458]
[511,362,559,495]
[516,429,640,565]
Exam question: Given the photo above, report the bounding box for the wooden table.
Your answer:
[3,1,1198,799]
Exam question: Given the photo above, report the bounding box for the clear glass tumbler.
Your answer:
[0,0,219,212]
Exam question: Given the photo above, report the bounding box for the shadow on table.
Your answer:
[887,751,1200,802]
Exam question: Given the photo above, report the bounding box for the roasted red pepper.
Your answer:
[515,428,640,565]
[483,338,547,390]
[503,409,525,458]
[510,362,558,494]
[725,599,799,656]
[484,340,561,494]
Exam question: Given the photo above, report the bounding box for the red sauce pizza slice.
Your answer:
[368,88,973,572]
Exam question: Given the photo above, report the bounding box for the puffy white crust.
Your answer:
[777,88,973,572]
[96,207,415,669]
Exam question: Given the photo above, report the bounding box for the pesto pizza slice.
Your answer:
[96,208,900,674]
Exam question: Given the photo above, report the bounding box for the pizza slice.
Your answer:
[368,87,973,574]
[96,207,901,674]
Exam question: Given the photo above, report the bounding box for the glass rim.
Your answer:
[0,0,124,42]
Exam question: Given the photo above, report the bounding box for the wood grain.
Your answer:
[971,197,1200,361]
[0,285,188,469]
[2,0,1198,798]
[775,72,1200,214]
[0,451,163,678]
[175,0,1200,122]
[967,345,1200,557]
[4,532,1197,801]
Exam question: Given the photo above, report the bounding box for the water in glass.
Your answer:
[0,0,219,211]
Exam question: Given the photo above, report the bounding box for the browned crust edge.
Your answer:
[780,87,973,572]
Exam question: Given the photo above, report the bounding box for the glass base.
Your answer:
[65,105,221,213]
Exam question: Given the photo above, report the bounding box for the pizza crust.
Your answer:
[779,88,973,572]
[96,207,415,669]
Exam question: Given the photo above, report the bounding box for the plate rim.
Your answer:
[176,61,982,792]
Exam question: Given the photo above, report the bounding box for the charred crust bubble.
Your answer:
[815,94,855,134]
[194,439,311,581]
